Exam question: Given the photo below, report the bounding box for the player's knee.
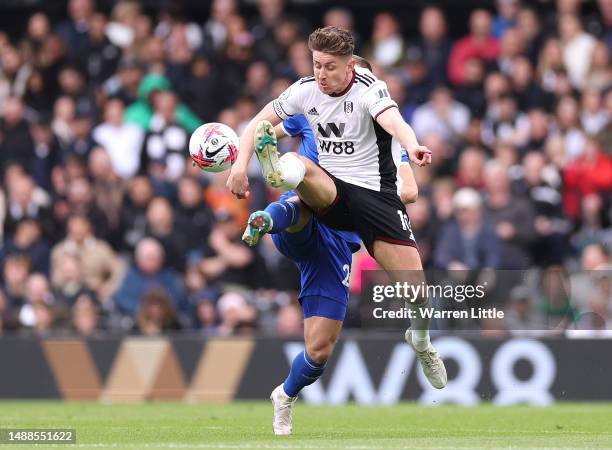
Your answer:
[306,339,335,364]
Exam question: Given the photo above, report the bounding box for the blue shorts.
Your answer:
[300,295,346,321]
[272,215,357,322]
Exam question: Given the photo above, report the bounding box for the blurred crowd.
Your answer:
[0,0,610,337]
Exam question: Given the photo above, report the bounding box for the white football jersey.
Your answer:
[273,67,402,193]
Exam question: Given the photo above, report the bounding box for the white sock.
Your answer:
[406,298,431,351]
[278,153,305,190]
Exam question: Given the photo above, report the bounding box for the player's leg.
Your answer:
[243,194,313,245]
[270,224,352,435]
[272,302,343,435]
[254,120,337,210]
[372,240,447,389]
[285,305,344,394]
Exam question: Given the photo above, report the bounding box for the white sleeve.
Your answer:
[361,80,398,120]
[272,79,308,120]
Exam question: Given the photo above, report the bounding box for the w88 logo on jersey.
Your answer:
[318,140,355,155]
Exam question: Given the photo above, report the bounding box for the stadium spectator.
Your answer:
[484,161,537,269]
[71,292,100,336]
[52,252,97,308]
[30,113,63,190]
[136,287,181,335]
[434,187,502,270]
[537,265,577,331]
[0,97,35,169]
[0,288,19,333]
[364,13,404,68]
[493,0,520,39]
[216,291,257,336]
[412,6,451,86]
[1,254,29,309]
[571,193,612,251]
[0,219,49,275]
[51,214,125,304]
[563,137,612,220]
[113,237,187,317]
[558,13,597,89]
[145,196,191,272]
[88,148,125,247]
[504,285,547,334]
[57,64,96,120]
[19,12,52,68]
[202,0,238,52]
[495,27,525,77]
[63,177,110,240]
[0,47,31,109]
[139,90,190,183]
[124,73,200,133]
[181,54,225,122]
[92,98,143,178]
[449,9,500,85]
[412,86,470,142]
[584,40,611,91]
[199,210,260,289]
[175,177,215,255]
[454,58,487,118]
[554,95,587,161]
[571,243,612,319]
[3,174,54,241]
[120,176,154,251]
[105,0,141,51]
[276,303,302,336]
[55,0,94,59]
[580,87,609,136]
[455,147,487,190]
[18,273,55,328]
[482,92,530,148]
[512,57,551,113]
[514,151,568,266]
[524,108,552,152]
[252,0,286,66]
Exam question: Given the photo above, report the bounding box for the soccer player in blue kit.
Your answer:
[240,57,419,436]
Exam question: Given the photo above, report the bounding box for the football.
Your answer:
[189,122,240,173]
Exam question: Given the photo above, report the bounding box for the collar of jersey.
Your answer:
[329,71,356,97]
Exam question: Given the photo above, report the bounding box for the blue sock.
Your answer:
[282,351,326,397]
[265,200,301,233]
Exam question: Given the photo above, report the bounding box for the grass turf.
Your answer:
[0,402,611,449]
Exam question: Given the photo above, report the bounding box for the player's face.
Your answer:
[313,51,354,95]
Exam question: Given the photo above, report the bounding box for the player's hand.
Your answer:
[408,145,432,167]
[227,166,250,199]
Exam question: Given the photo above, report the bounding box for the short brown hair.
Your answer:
[352,55,372,71]
[308,26,354,57]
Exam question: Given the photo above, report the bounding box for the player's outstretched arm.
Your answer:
[399,164,418,204]
[227,101,282,198]
[376,107,432,167]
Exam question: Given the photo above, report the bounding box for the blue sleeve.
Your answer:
[282,115,308,138]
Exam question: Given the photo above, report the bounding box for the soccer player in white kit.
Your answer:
[227,26,447,433]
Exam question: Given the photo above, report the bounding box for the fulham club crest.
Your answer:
[344,101,353,114]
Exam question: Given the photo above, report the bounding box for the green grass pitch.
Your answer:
[1,402,611,449]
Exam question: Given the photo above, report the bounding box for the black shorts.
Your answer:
[312,174,417,256]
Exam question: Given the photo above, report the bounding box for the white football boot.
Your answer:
[405,328,447,389]
[270,384,297,435]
